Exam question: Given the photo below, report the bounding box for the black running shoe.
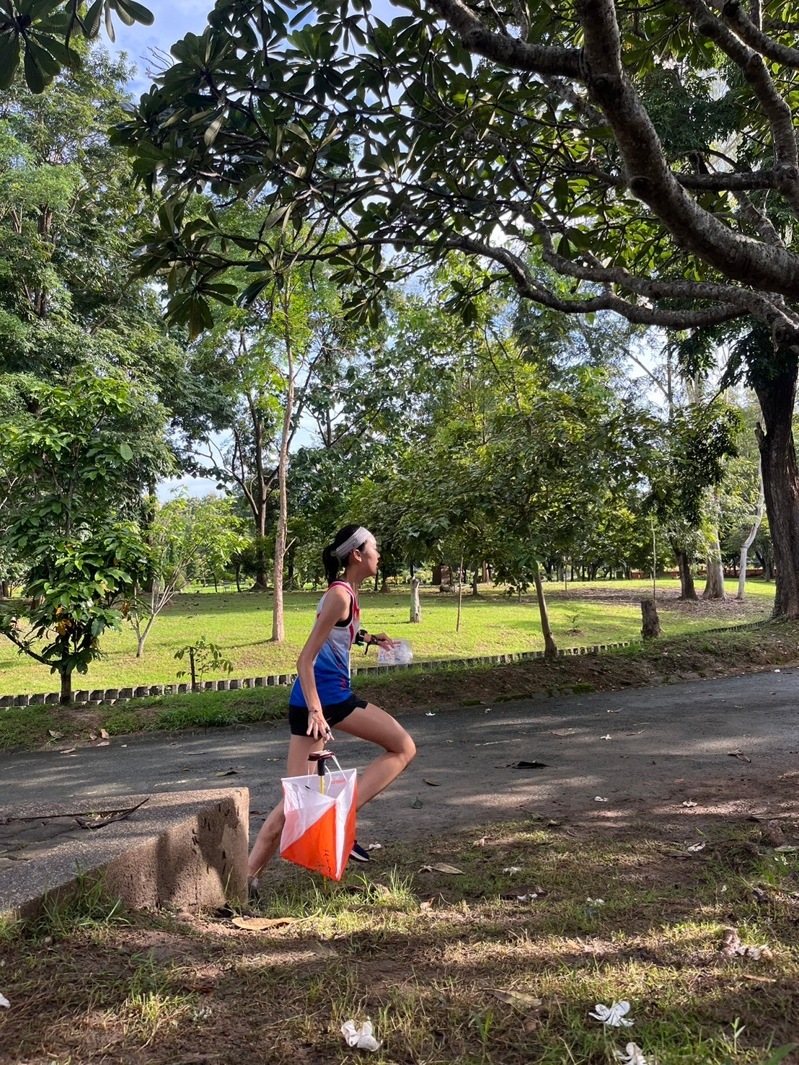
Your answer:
[349,840,371,863]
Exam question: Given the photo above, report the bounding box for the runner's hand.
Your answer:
[307,709,331,740]
[371,632,395,648]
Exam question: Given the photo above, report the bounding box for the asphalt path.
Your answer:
[2,668,798,842]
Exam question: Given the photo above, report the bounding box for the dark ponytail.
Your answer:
[323,524,368,585]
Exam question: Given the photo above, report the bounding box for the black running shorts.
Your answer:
[288,693,368,736]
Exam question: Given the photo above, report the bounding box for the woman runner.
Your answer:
[247,524,416,891]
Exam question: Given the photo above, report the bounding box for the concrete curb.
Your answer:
[0,787,249,919]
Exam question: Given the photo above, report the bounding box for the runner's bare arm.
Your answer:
[296,585,351,739]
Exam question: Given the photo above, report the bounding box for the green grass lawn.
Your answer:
[0,579,776,696]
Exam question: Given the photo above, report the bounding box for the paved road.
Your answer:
[2,669,798,842]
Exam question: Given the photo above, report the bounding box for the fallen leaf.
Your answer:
[728,750,752,763]
[410,797,423,809]
[47,730,64,740]
[502,866,522,874]
[514,760,549,769]
[419,863,464,875]
[483,987,542,1009]
[484,707,492,713]
[59,747,76,755]
[686,842,706,853]
[95,740,110,747]
[215,768,239,777]
[774,844,799,853]
[230,916,299,931]
[99,728,110,740]
[0,993,9,1008]
[424,779,441,787]
[473,836,487,847]
[550,728,576,737]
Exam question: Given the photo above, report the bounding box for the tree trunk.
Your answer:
[59,668,72,705]
[235,564,242,594]
[702,533,726,599]
[471,569,480,596]
[253,537,269,592]
[136,633,146,658]
[675,548,697,601]
[532,565,557,658]
[753,357,799,617]
[641,598,661,639]
[456,554,464,633]
[271,361,294,644]
[737,478,765,601]
[410,577,421,623]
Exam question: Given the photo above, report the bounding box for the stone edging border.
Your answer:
[0,619,768,708]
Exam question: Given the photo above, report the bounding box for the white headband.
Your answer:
[333,527,372,560]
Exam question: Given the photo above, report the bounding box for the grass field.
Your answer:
[2,816,797,1064]
[0,579,776,696]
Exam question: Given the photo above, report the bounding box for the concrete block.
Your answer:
[13,694,29,706]
[217,680,230,691]
[119,687,133,699]
[254,677,265,687]
[148,685,164,697]
[229,679,241,691]
[29,694,46,705]
[0,788,248,919]
[44,693,60,705]
[134,686,148,699]
[73,691,89,703]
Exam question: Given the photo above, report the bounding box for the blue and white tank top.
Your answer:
[289,581,361,707]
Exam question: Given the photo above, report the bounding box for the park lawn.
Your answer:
[4,619,798,753]
[0,580,776,697]
[2,816,797,1064]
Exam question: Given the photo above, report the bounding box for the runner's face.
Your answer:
[357,536,380,576]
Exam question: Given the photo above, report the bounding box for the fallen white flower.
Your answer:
[341,1019,382,1051]
[589,1001,634,1027]
[502,866,522,874]
[0,993,9,1009]
[587,897,605,906]
[681,800,697,808]
[601,733,612,740]
[425,712,436,717]
[686,842,706,852]
[594,796,609,802]
[366,842,383,852]
[614,1042,652,1064]
[484,707,492,713]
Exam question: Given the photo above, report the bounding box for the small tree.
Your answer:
[0,372,168,702]
[130,494,248,657]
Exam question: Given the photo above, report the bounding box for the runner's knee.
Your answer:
[394,732,416,766]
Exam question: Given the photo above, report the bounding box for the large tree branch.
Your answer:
[680,0,799,209]
[717,0,799,68]
[425,0,584,77]
[429,232,746,329]
[567,0,799,298]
